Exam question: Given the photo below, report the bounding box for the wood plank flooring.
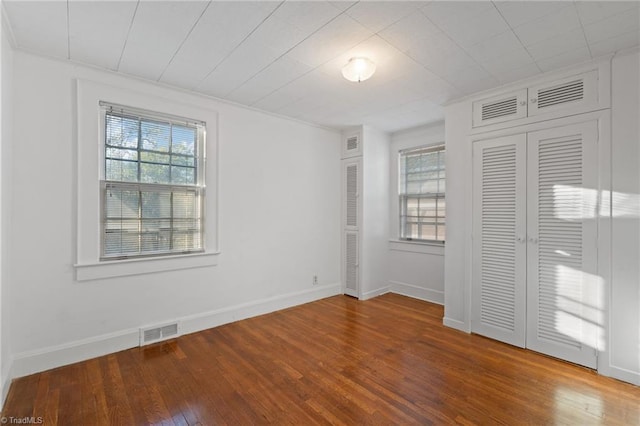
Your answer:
[2,294,639,425]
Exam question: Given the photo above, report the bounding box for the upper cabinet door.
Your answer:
[472,89,528,128]
[528,71,599,118]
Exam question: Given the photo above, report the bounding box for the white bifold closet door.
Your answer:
[472,121,598,368]
[342,159,360,298]
[472,134,527,347]
[526,122,598,368]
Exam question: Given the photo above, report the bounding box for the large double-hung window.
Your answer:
[399,145,445,242]
[101,102,205,259]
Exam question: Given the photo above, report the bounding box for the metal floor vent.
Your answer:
[139,322,180,346]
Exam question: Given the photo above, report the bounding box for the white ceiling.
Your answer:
[3,1,639,132]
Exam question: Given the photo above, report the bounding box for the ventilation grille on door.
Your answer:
[346,136,359,151]
[481,97,518,121]
[345,232,357,291]
[536,136,583,349]
[346,164,358,227]
[480,144,517,332]
[140,322,180,346]
[537,80,584,109]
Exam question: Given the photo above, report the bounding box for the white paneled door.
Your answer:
[472,121,598,368]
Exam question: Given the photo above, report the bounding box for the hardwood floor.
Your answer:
[2,294,639,425]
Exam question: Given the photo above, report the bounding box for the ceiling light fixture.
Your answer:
[341,57,376,83]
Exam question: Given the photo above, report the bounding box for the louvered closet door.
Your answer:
[526,122,598,368]
[472,134,527,347]
[342,159,360,297]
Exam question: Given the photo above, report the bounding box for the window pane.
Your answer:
[172,125,196,155]
[106,147,137,161]
[406,198,419,217]
[438,178,446,193]
[141,192,171,218]
[421,224,436,240]
[437,223,446,240]
[421,180,438,193]
[171,166,195,185]
[141,151,170,164]
[420,198,436,218]
[141,120,170,152]
[106,159,138,182]
[173,192,198,218]
[141,163,170,184]
[437,198,446,219]
[171,155,195,166]
[106,115,138,148]
[105,189,139,218]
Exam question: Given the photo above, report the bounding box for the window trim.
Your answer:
[398,144,446,244]
[74,79,219,281]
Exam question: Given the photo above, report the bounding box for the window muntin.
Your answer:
[399,145,445,242]
[100,103,205,260]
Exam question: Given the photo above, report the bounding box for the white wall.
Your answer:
[1,10,14,404]
[608,50,640,385]
[388,123,445,304]
[360,125,389,299]
[7,51,341,379]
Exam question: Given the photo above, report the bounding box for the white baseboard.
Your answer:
[360,286,389,300]
[600,362,640,386]
[389,280,444,305]
[9,283,341,382]
[179,283,341,335]
[443,316,469,332]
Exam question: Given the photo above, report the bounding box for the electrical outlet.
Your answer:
[313,275,318,286]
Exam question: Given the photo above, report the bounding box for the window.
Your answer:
[399,145,445,242]
[101,102,205,260]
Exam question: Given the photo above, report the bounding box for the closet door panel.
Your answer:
[526,121,598,368]
[472,134,527,347]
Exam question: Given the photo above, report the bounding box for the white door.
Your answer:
[472,134,527,347]
[342,159,360,297]
[526,121,599,368]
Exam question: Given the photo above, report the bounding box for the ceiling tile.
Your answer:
[346,1,422,33]
[196,39,282,98]
[274,1,344,33]
[447,64,499,95]
[575,1,640,25]
[118,1,209,81]
[478,48,536,75]
[227,57,312,106]
[286,15,373,68]
[425,6,510,48]
[536,47,592,73]
[526,27,589,62]
[492,63,541,85]
[513,5,582,46]
[494,1,568,28]
[466,30,524,63]
[159,2,279,89]
[3,1,68,59]
[583,9,640,44]
[69,0,137,70]
[589,30,640,57]
[378,12,442,51]
[421,1,494,28]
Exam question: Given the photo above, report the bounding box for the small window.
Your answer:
[399,145,445,242]
[100,102,206,260]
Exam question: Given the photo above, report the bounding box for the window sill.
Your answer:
[74,251,220,281]
[388,240,445,255]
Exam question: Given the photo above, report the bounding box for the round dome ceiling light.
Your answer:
[341,57,376,83]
